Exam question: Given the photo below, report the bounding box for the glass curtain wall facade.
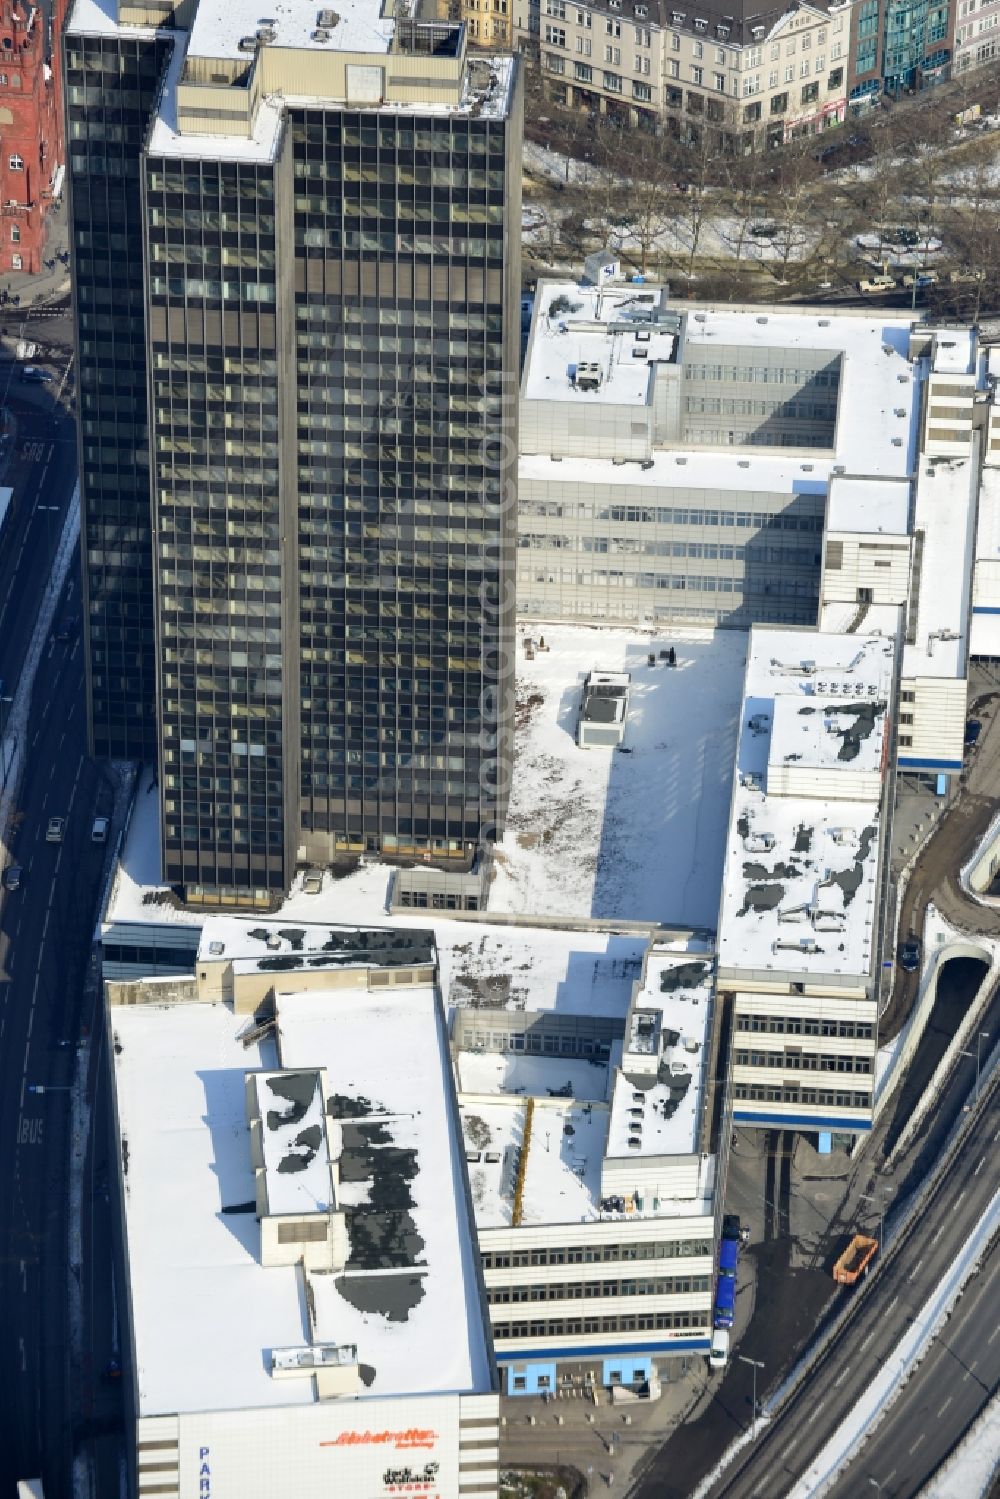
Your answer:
[65,31,174,761]
[144,154,290,893]
[292,107,518,867]
[66,7,520,899]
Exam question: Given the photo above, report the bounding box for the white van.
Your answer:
[709,1328,730,1370]
[91,816,109,844]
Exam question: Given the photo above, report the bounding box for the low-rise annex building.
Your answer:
[107,921,501,1499]
[454,940,723,1391]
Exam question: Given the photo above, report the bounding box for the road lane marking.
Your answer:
[974,1157,986,1175]
[858,1330,876,1352]
[930,1225,944,1245]
[19,1337,25,1371]
[834,1366,852,1387]
[938,1396,953,1417]
[988,1326,1000,1345]
[19,1259,25,1293]
[910,1434,925,1454]
[908,1257,924,1281]
[885,1295,899,1313]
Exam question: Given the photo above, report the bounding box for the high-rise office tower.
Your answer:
[66,0,521,898]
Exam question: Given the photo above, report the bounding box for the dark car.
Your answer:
[965,719,982,748]
[899,938,921,973]
[54,614,79,643]
[3,864,22,891]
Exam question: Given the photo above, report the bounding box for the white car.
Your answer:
[45,816,65,843]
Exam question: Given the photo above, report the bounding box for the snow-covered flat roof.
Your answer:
[523,282,677,406]
[460,1096,608,1229]
[113,986,491,1416]
[683,307,919,478]
[975,466,1000,563]
[902,455,978,681]
[252,1068,333,1215]
[275,987,490,1396]
[148,38,283,162]
[717,629,894,984]
[494,623,745,925]
[188,0,393,61]
[67,0,156,36]
[929,327,976,375]
[607,951,712,1162]
[106,623,743,936]
[520,448,833,494]
[198,914,435,971]
[456,1051,612,1102]
[825,474,911,536]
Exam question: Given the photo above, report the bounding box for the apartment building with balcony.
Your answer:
[517,0,851,147]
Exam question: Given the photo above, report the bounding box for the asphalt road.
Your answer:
[704,1075,1000,1499]
[629,957,1000,1499]
[0,423,122,1489]
[823,1234,1000,1499]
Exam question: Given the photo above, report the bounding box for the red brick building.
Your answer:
[0,0,66,275]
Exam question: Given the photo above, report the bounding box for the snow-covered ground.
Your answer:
[107,623,746,934]
[491,623,745,925]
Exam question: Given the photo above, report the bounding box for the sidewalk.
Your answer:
[500,1364,712,1494]
[2,194,71,308]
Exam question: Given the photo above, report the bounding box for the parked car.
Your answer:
[858,274,895,294]
[899,937,921,973]
[3,863,22,891]
[20,365,52,383]
[91,816,109,843]
[709,1327,730,1369]
[965,718,982,748]
[45,816,65,843]
[301,869,323,895]
[749,222,778,239]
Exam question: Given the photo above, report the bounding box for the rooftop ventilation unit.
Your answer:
[256,24,277,41]
[832,464,846,474]
[818,319,831,327]
[894,408,906,417]
[737,459,750,468]
[574,361,603,391]
[756,315,768,324]
[239,34,257,48]
[318,6,339,21]
[694,312,707,322]
[208,940,225,956]
[312,27,330,39]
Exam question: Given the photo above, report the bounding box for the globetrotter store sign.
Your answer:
[320,1428,443,1496]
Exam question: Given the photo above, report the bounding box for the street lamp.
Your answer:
[959,1030,989,1106]
[860,1187,892,1252]
[737,1354,765,1439]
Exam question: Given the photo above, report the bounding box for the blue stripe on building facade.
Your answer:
[495,1337,710,1364]
[972,606,1000,615]
[896,757,962,771]
[733,1109,872,1131]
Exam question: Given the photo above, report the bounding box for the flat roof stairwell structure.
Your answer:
[716,629,896,1137]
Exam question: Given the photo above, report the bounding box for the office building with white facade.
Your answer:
[518,279,920,631]
[717,628,895,1137]
[454,940,722,1392]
